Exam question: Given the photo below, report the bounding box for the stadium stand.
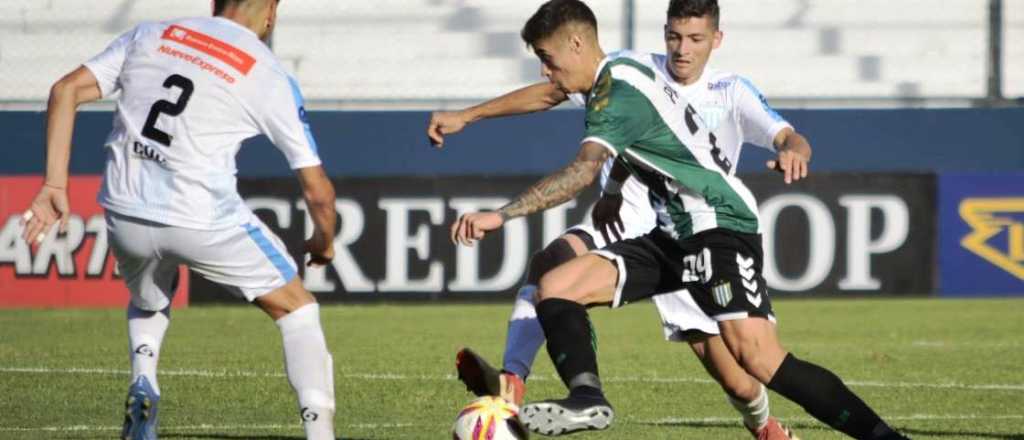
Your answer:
[0,0,1016,104]
[1005,0,1024,97]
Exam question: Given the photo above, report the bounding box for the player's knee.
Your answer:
[731,341,775,383]
[258,278,318,320]
[536,271,569,302]
[535,262,588,303]
[526,238,580,285]
[719,372,762,401]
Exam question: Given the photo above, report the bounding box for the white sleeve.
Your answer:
[82,26,141,98]
[733,77,792,151]
[567,92,587,108]
[260,75,322,170]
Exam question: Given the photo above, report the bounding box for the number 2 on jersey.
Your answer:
[142,74,194,147]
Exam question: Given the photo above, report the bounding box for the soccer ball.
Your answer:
[452,396,529,440]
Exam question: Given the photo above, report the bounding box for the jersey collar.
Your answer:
[585,53,615,104]
[212,16,259,39]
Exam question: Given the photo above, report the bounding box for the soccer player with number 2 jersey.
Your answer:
[20,1,338,439]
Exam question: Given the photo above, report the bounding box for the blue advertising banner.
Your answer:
[939,174,1024,296]
[2,108,1024,176]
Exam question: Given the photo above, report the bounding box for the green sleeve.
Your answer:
[583,70,654,155]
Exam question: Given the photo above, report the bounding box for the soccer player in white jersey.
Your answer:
[19,1,337,439]
[429,0,804,438]
[451,0,911,439]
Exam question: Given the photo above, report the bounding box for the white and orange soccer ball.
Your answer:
[452,396,529,440]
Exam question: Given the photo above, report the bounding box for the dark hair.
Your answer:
[521,0,598,48]
[213,0,279,16]
[667,0,720,29]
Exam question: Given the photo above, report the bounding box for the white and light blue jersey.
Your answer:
[653,57,791,172]
[84,17,320,230]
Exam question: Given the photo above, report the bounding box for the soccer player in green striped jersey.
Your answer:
[450,1,909,439]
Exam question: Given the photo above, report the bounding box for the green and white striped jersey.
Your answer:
[582,50,762,239]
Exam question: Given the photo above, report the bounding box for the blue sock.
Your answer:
[502,285,545,379]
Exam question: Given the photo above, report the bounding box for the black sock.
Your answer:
[767,353,896,440]
[535,298,603,398]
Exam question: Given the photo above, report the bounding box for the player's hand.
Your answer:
[427,111,470,148]
[592,192,624,244]
[20,184,70,245]
[304,230,335,267]
[766,149,810,184]
[450,211,504,247]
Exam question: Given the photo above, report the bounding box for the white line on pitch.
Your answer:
[5,414,1024,433]
[0,422,420,433]
[3,365,1023,392]
[638,414,1024,425]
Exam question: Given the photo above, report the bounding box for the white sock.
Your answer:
[127,304,170,396]
[276,303,335,440]
[729,383,771,431]
[501,285,545,379]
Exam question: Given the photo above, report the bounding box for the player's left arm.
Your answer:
[591,157,629,243]
[21,66,103,244]
[260,75,336,263]
[768,127,812,184]
[450,141,608,246]
[733,76,811,184]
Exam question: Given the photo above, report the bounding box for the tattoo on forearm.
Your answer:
[498,159,602,219]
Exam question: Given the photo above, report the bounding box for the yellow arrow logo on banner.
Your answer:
[959,198,1024,281]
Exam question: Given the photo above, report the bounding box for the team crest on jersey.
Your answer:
[698,105,726,132]
[959,198,1024,280]
[590,70,613,112]
[712,281,733,307]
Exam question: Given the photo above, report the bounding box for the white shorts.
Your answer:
[106,210,298,311]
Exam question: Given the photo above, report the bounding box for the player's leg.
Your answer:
[687,332,798,439]
[457,232,590,407]
[255,278,336,440]
[693,231,908,439]
[107,212,175,440]
[520,253,618,435]
[503,232,590,380]
[655,291,796,439]
[180,217,335,440]
[719,318,908,440]
[521,235,667,435]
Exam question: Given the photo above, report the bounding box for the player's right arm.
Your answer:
[427,82,567,147]
[449,70,652,246]
[18,22,137,246]
[450,141,609,246]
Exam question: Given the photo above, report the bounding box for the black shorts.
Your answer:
[593,228,775,322]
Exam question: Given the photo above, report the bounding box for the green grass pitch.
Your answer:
[1,298,1022,439]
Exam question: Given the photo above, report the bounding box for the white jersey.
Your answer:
[652,55,792,171]
[569,51,790,244]
[84,17,321,230]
